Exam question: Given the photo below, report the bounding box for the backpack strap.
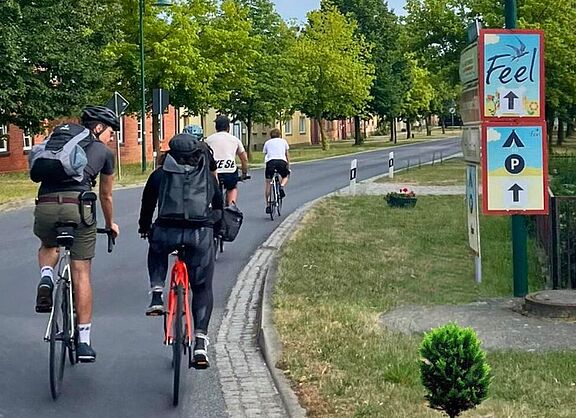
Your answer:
[61,128,91,154]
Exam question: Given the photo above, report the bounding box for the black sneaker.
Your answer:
[192,334,210,369]
[265,206,272,214]
[77,342,96,363]
[35,276,53,313]
[279,187,286,198]
[146,290,165,316]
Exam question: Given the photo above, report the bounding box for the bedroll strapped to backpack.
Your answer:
[157,140,215,223]
[28,123,92,183]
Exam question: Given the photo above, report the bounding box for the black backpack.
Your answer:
[220,203,243,242]
[157,139,215,223]
[28,123,93,183]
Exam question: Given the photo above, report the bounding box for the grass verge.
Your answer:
[272,177,571,417]
[375,158,466,186]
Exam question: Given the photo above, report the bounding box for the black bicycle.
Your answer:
[267,170,282,221]
[44,223,114,400]
[214,173,250,259]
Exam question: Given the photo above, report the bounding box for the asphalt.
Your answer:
[0,137,461,417]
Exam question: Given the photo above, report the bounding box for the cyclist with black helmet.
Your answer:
[33,105,120,362]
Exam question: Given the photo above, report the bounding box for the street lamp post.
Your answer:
[139,0,172,173]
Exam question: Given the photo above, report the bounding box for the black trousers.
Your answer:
[147,226,214,334]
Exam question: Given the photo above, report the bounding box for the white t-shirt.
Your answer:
[205,131,246,173]
[263,137,289,163]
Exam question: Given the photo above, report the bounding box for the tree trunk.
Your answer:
[546,105,555,152]
[406,119,411,140]
[389,118,394,142]
[354,115,362,146]
[246,118,252,161]
[557,118,565,146]
[317,118,328,150]
[426,114,432,136]
[567,119,574,138]
[441,117,446,135]
[393,117,397,144]
[200,114,206,132]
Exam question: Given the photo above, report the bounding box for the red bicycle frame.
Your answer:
[164,256,193,346]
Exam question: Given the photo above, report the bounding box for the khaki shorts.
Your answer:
[33,192,97,260]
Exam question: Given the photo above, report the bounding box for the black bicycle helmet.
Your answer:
[81,105,120,131]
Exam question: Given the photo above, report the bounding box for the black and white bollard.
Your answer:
[388,151,394,179]
[349,159,357,195]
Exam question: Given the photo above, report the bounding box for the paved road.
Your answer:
[0,137,460,417]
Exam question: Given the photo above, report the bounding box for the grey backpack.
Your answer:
[157,143,215,223]
[29,123,92,183]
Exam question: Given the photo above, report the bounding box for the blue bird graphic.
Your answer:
[506,36,529,61]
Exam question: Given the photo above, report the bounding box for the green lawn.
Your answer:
[375,158,467,186]
[273,167,567,417]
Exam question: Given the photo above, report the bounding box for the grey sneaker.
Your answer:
[146,289,165,316]
[77,342,96,363]
[192,334,210,369]
[35,276,53,313]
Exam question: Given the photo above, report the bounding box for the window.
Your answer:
[284,120,292,135]
[299,116,306,134]
[115,117,125,145]
[23,131,33,151]
[0,125,8,152]
[137,117,143,143]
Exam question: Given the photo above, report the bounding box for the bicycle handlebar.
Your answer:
[96,228,116,253]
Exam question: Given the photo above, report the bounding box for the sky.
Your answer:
[272,0,407,23]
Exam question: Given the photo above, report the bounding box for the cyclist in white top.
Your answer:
[205,115,249,205]
[263,128,290,214]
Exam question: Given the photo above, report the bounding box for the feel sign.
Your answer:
[480,29,544,120]
[482,123,548,215]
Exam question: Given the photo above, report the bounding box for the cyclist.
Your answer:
[33,105,121,363]
[182,124,204,141]
[205,115,249,205]
[138,133,223,369]
[263,128,290,214]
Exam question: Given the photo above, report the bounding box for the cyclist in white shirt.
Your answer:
[263,128,290,214]
[205,115,249,205]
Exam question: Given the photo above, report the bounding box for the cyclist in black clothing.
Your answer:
[138,133,223,368]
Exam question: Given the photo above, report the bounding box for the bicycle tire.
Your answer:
[172,284,184,406]
[276,180,282,217]
[49,281,67,400]
[67,303,77,366]
[213,236,219,261]
[268,182,275,221]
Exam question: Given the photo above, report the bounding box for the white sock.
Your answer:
[40,266,54,284]
[79,323,91,345]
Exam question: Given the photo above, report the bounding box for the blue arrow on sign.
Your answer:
[502,129,525,148]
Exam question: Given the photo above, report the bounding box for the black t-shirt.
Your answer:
[38,137,115,196]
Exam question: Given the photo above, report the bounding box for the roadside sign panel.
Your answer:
[461,125,481,163]
[482,123,548,214]
[460,86,481,124]
[479,29,544,120]
[466,164,481,254]
[459,43,479,86]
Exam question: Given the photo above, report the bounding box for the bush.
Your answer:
[419,323,491,418]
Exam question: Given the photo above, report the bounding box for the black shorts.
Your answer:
[265,160,289,179]
[218,171,238,191]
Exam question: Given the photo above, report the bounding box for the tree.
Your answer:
[0,0,120,133]
[331,0,409,145]
[295,2,374,150]
[219,0,300,158]
[400,57,434,139]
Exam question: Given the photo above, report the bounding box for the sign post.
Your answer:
[388,152,394,179]
[479,2,547,296]
[105,92,130,180]
[349,159,357,195]
[466,164,482,283]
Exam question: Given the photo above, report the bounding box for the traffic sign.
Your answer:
[459,43,479,86]
[482,123,548,214]
[461,125,481,163]
[460,86,481,124]
[466,164,480,254]
[105,91,130,116]
[479,29,544,120]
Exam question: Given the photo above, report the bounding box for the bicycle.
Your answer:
[44,223,115,400]
[214,173,250,260]
[162,247,194,406]
[267,170,282,221]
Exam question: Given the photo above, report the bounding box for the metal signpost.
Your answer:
[466,164,482,283]
[105,92,130,180]
[479,4,547,296]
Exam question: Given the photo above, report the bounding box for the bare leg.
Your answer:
[264,181,271,205]
[71,259,93,324]
[227,188,238,205]
[280,176,289,187]
[38,246,59,270]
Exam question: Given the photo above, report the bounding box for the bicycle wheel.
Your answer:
[67,301,77,366]
[49,281,67,400]
[172,284,184,406]
[268,182,275,221]
[275,180,282,217]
